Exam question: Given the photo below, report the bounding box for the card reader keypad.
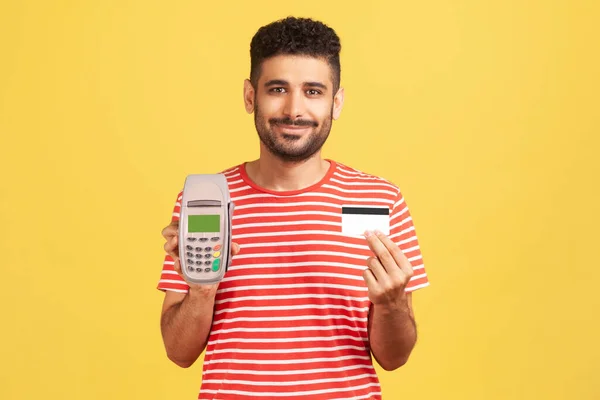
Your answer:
[186,235,222,274]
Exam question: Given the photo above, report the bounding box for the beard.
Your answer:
[254,102,333,163]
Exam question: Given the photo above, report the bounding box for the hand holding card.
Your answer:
[361,229,414,307]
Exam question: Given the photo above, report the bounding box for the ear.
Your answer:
[332,87,345,120]
[243,79,255,114]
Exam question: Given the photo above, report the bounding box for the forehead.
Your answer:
[257,55,333,87]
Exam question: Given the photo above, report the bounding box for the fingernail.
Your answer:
[364,230,373,237]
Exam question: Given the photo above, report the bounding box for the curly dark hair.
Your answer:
[249,16,342,93]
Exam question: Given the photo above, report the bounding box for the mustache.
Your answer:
[269,117,318,128]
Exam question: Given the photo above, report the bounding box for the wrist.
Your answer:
[187,285,218,303]
[375,292,410,314]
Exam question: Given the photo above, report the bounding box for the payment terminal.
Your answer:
[178,174,234,285]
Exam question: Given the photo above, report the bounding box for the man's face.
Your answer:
[245,55,344,162]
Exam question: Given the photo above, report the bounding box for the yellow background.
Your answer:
[1,0,598,399]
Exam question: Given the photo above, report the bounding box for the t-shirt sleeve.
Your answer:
[389,188,430,292]
[156,190,190,293]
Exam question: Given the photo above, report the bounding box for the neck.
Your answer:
[245,147,331,192]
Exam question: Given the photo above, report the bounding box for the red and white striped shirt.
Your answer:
[157,160,429,399]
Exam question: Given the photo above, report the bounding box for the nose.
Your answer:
[282,90,305,119]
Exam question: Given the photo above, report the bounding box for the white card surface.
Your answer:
[341,206,390,236]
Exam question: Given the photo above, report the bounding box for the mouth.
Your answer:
[273,124,313,134]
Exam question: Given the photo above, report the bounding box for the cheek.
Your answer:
[312,103,333,122]
[256,96,283,116]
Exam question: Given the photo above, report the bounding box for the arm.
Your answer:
[362,229,419,371]
[160,288,217,368]
[158,218,240,368]
[367,292,417,370]
[159,219,221,368]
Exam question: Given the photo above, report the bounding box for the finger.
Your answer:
[366,256,392,286]
[362,267,379,293]
[163,237,179,259]
[163,240,174,257]
[171,235,179,257]
[364,230,397,274]
[161,224,178,239]
[374,230,414,278]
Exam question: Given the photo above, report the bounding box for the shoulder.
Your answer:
[219,164,243,176]
[331,160,401,195]
[219,164,244,185]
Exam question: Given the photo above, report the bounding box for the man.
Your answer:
[158,16,429,400]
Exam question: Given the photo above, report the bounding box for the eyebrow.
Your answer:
[264,79,328,90]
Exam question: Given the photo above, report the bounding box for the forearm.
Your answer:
[160,288,216,367]
[368,295,417,371]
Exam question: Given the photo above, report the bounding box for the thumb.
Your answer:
[231,242,241,255]
[173,258,182,275]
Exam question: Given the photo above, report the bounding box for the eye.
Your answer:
[307,89,322,96]
[270,87,286,93]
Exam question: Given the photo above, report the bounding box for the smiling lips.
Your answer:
[274,123,313,134]
[278,124,309,129]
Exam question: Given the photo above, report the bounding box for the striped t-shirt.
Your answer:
[157,159,429,400]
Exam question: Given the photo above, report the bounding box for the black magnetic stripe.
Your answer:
[341,207,390,215]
